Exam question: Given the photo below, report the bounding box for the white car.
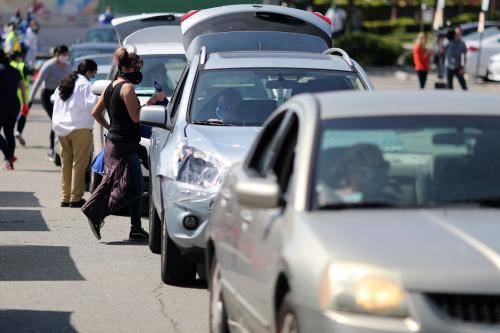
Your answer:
[487,52,500,81]
[91,13,187,198]
[141,4,373,286]
[465,31,500,78]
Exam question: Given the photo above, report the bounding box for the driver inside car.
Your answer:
[213,88,242,122]
[318,143,393,205]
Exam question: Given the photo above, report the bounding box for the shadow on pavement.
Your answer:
[0,210,49,232]
[103,240,148,246]
[0,192,41,208]
[14,169,59,174]
[0,246,85,281]
[0,309,77,333]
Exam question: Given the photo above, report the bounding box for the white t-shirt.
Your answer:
[52,74,98,137]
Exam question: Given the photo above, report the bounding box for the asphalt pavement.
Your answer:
[0,105,208,332]
[0,71,498,332]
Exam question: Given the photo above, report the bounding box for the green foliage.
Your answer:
[334,32,403,66]
[363,18,432,34]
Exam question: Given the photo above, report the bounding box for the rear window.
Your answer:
[190,68,365,127]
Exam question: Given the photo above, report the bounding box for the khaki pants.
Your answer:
[59,129,92,203]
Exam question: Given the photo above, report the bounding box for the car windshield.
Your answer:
[135,54,187,96]
[70,47,116,65]
[190,68,365,127]
[85,28,119,43]
[314,115,500,209]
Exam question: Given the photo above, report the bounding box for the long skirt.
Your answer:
[82,139,143,222]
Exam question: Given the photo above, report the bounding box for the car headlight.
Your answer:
[173,146,225,189]
[320,261,408,318]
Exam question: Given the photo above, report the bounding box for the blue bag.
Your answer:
[91,149,105,175]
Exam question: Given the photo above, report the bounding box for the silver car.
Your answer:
[140,4,374,286]
[206,91,500,333]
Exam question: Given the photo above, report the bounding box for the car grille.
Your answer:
[427,293,500,325]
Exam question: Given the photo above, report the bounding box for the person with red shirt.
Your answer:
[413,32,431,89]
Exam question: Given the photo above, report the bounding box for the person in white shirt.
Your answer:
[52,59,98,208]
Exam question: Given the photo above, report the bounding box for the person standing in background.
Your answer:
[28,45,72,160]
[99,5,114,25]
[24,19,39,67]
[0,50,27,170]
[52,59,98,208]
[445,26,468,90]
[413,32,431,89]
[3,23,21,54]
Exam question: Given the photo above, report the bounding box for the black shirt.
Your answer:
[0,62,21,106]
[104,81,140,143]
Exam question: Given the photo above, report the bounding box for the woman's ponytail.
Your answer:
[58,59,97,101]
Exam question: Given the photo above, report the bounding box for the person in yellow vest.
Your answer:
[3,23,21,54]
[9,51,33,146]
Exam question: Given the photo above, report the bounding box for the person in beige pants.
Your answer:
[52,59,98,207]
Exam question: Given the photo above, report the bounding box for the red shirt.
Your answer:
[413,45,430,71]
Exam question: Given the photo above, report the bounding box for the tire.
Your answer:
[148,171,161,254]
[277,293,299,333]
[160,220,197,285]
[209,259,229,333]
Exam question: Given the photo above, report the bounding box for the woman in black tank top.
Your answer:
[82,48,166,241]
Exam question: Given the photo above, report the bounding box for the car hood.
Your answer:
[185,125,260,165]
[302,209,500,294]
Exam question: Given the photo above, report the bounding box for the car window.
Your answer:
[314,115,500,209]
[247,112,287,176]
[190,68,364,127]
[85,28,119,43]
[135,54,187,96]
[167,64,190,121]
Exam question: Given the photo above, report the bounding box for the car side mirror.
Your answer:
[140,105,172,130]
[235,176,280,209]
[91,79,111,96]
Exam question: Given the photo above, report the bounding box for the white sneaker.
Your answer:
[15,132,26,146]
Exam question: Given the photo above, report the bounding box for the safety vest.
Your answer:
[3,31,21,53]
[10,60,30,103]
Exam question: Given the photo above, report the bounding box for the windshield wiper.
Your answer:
[318,202,400,210]
[192,119,230,126]
[442,197,500,208]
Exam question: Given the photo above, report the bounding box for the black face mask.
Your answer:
[121,71,142,85]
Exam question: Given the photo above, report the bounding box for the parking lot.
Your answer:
[0,71,497,332]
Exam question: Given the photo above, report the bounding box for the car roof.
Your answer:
[311,91,500,119]
[204,51,352,71]
[129,42,185,56]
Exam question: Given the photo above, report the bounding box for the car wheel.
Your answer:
[148,172,161,254]
[278,293,299,333]
[90,171,103,194]
[160,220,197,285]
[209,258,229,333]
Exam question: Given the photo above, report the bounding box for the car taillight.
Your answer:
[181,10,201,23]
[312,12,332,26]
[468,46,479,52]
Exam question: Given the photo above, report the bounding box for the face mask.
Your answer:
[121,71,142,85]
[58,55,69,63]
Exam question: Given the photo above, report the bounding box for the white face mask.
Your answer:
[58,55,69,63]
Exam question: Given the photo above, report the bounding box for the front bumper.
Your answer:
[296,293,500,333]
[162,180,216,258]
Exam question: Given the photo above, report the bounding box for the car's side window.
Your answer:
[167,64,190,120]
[271,114,299,194]
[247,112,287,176]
